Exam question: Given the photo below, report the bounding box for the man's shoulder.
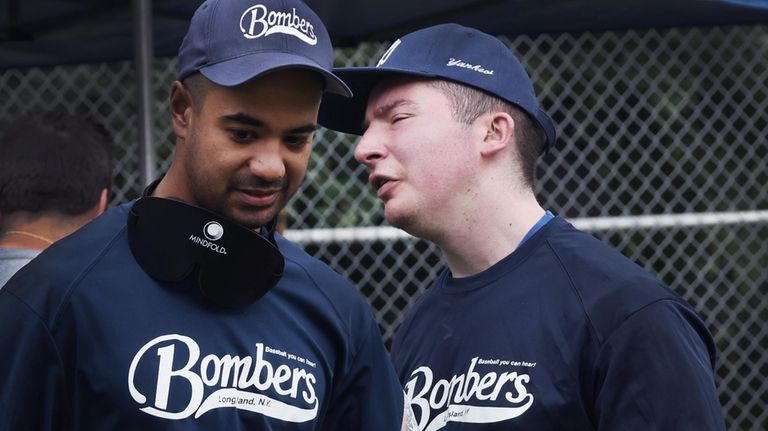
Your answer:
[544,218,673,295]
[1,204,132,323]
[543,218,689,338]
[275,234,355,288]
[274,234,376,326]
[34,203,130,269]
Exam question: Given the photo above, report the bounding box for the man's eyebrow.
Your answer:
[222,113,317,134]
[362,99,414,130]
[222,113,266,128]
[288,124,318,135]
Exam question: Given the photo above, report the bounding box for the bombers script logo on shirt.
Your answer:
[240,5,317,45]
[128,334,319,422]
[404,357,535,430]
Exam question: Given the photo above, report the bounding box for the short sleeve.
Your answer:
[321,319,405,430]
[0,290,69,431]
[593,299,725,430]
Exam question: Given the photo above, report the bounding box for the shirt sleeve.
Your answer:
[592,299,726,430]
[321,318,405,430]
[0,290,69,431]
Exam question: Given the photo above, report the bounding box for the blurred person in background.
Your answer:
[0,110,112,287]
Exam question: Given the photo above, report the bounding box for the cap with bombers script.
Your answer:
[318,23,555,152]
[176,0,351,96]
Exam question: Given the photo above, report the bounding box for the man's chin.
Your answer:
[386,208,432,240]
[229,208,281,231]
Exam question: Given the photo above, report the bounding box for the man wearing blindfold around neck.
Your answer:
[0,0,409,429]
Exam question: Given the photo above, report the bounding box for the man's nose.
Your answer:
[248,138,286,181]
[354,128,387,167]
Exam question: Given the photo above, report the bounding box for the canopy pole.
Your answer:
[132,0,156,187]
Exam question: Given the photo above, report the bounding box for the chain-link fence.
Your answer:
[1,24,766,430]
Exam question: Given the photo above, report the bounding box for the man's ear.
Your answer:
[170,80,193,140]
[480,112,515,157]
[95,188,109,216]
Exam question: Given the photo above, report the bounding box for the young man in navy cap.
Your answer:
[0,0,407,429]
[319,23,725,430]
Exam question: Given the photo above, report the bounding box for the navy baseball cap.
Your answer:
[176,0,351,96]
[318,23,556,151]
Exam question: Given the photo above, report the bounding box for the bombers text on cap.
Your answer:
[317,23,555,151]
[176,0,351,96]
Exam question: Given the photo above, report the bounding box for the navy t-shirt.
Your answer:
[0,203,404,430]
[391,217,725,430]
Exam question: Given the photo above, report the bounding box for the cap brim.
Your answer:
[200,52,352,97]
[318,66,440,135]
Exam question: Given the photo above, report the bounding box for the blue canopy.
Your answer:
[2,0,768,70]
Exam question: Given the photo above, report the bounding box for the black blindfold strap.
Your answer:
[127,196,285,308]
[142,178,163,197]
[141,175,280,248]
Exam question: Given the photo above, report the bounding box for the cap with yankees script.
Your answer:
[176,0,351,96]
[318,23,555,151]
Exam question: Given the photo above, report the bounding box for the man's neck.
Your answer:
[0,212,90,251]
[0,228,55,251]
[438,192,545,278]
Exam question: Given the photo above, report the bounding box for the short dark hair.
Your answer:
[427,80,545,188]
[0,111,113,215]
[181,73,211,112]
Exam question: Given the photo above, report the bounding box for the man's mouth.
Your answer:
[236,188,281,207]
[370,175,399,198]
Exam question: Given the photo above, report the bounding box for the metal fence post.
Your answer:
[132,0,156,187]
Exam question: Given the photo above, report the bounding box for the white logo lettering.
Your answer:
[189,234,227,255]
[240,5,317,45]
[128,335,319,421]
[446,58,494,75]
[404,358,534,430]
[377,39,402,67]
